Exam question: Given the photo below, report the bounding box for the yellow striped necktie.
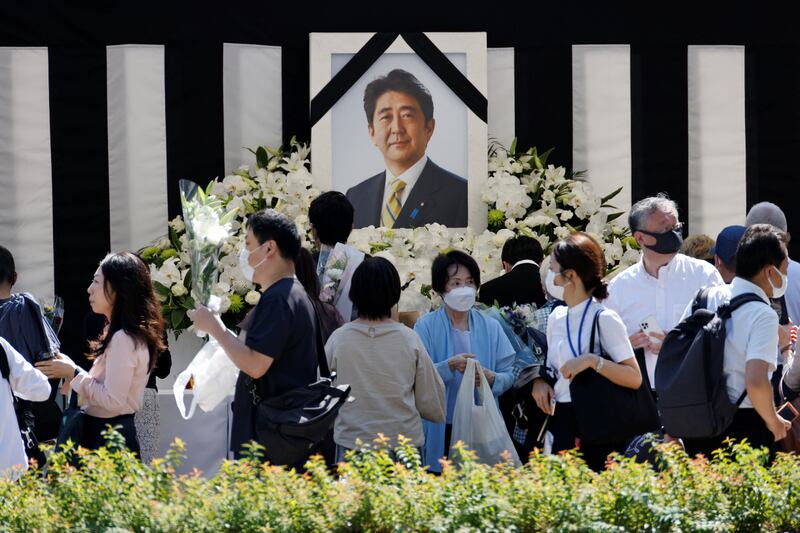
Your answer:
[381,178,406,228]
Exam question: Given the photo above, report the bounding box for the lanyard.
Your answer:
[566,298,593,358]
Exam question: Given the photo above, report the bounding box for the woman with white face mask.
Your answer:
[413,251,516,472]
[531,232,644,471]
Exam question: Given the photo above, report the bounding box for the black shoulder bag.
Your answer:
[0,343,47,467]
[251,311,351,466]
[569,310,661,445]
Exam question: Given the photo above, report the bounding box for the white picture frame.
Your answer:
[310,32,488,230]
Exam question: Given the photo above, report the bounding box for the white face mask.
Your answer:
[443,286,477,312]
[545,269,566,301]
[239,244,266,283]
[768,266,788,299]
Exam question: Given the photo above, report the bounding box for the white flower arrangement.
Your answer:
[140,137,640,334]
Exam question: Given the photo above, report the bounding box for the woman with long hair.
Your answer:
[37,252,165,454]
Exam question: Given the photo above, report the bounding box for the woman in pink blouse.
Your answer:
[37,252,165,455]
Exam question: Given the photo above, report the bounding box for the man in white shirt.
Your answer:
[606,194,724,387]
[682,225,793,456]
[346,69,468,229]
[1,337,50,478]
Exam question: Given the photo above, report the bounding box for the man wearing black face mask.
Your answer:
[605,194,724,391]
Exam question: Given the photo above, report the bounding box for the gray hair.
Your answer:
[628,194,679,232]
[746,202,787,231]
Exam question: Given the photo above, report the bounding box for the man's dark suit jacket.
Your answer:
[478,263,547,309]
[346,158,468,228]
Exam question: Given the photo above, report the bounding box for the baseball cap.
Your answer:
[711,225,747,264]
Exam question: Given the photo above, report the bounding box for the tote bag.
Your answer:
[450,359,521,467]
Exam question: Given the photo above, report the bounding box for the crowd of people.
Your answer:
[2,191,800,478]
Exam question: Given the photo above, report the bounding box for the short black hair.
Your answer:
[501,236,544,265]
[431,250,481,294]
[0,246,15,285]
[308,191,354,246]
[735,224,788,279]
[363,69,434,124]
[246,209,301,260]
[349,257,401,320]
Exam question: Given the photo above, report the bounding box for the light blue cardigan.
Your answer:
[414,307,515,472]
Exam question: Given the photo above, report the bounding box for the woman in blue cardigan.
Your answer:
[414,251,515,472]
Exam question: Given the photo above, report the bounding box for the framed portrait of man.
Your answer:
[310,32,488,230]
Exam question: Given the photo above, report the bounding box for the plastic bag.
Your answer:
[173,335,239,419]
[449,359,521,467]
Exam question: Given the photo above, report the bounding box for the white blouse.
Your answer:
[545,298,635,402]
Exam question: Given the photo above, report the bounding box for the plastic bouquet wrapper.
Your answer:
[319,242,364,321]
[42,295,65,334]
[478,303,545,380]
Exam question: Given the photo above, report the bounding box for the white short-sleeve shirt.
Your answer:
[606,253,724,386]
[545,298,635,402]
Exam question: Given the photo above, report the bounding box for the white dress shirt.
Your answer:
[380,155,428,212]
[606,253,724,385]
[545,298,635,402]
[1,337,50,478]
[784,258,800,324]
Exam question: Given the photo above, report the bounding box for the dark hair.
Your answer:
[349,257,401,320]
[246,209,301,260]
[501,236,544,265]
[0,246,14,285]
[363,69,434,124]
[88,252,166,371]
[552,232,609,300]
[431,250,481,294]
[735,224,788,279]
[294,247,321,301]
[308,192,354,246]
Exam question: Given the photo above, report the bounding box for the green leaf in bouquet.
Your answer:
[171,308,186,331]
[601,186,624,205]
[180,296,196,311]
[219,208,239,226]
[153,281,171,298]
[241,175,258,189]
[245,147,257,156]
[509,137,518,156]
[205,180,216,197]
[168,227,182,251]
[538,147,555,167]
[606,212,624,223]
[289,135,298,147]
[183,269,193,291]
[255,146,269,169]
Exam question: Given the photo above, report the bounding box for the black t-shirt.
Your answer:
[229,277,318,457]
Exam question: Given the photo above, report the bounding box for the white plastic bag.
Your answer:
[449,359,521,467]
[173,335,239,419]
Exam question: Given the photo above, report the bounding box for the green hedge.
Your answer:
[1,431,799,532]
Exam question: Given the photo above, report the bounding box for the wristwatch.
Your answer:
[595,356,604,372]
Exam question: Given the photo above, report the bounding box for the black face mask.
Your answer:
[638,228,683,255]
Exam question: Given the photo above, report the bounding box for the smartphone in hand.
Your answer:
[640,315,664,339]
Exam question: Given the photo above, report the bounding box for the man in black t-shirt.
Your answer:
[189,210,318,464]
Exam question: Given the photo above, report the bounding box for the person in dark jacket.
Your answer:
[479,236,546,309]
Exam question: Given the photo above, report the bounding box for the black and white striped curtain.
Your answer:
[2,11,799,356]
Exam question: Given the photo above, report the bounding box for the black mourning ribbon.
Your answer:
[309,32,488,127]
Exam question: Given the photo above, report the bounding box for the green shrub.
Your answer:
[2,430,800,532]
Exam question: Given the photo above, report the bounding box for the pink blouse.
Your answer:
[69,330,150,418]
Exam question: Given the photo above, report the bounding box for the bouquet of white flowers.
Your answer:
[178,179,238,318]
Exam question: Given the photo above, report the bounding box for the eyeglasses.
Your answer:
[637,222,683,235]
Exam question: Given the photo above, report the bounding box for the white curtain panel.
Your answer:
[107,45,168,253]
[487,48,515,150]
[572,45,632,213]
[0,47,55,300]
[223,43,282,174]
[688,46,747,237]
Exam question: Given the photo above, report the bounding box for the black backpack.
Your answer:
[0,342,46,467]
[655,289,767,439]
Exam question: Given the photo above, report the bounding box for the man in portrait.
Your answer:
[346,69,468,229]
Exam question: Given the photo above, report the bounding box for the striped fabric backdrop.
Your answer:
[0,37,796,357]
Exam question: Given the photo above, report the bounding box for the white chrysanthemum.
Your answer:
[212,282,231,296]
[554,226,572,240]
[171,283,188,297]
[168,216,185,233]
[245,290,261,306]
[218,294,232,314]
